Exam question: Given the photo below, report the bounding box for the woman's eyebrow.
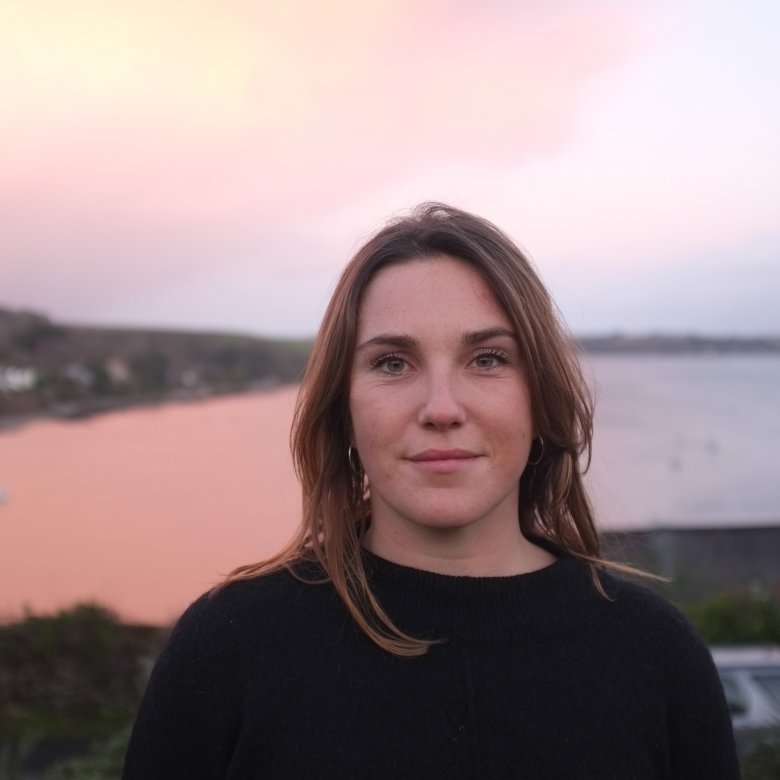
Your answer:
[463,327,517,345]
[356,328,516,352]
[355,333,420,352]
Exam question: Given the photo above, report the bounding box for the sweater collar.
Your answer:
[363,551,609,642]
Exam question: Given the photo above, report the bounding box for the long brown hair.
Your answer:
[222,203,628,656]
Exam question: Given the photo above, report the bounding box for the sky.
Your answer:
[2,0,779,338]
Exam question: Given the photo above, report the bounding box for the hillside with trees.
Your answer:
[0,307,311,424]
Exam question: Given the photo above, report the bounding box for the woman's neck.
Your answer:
[362,521,557,577]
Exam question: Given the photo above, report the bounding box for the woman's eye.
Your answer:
[371,354,407,374]
[473,350,509,369]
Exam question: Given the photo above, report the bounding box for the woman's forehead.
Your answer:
[357,255,513,337]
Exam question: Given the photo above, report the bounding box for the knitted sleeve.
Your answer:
[122,592,244,779]
[603,573,741,779]
[663,613,741,779]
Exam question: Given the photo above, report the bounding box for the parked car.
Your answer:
[712,646,780,761]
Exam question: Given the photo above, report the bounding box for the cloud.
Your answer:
[549,231,780,336]
[1,0,639,218]
[1,0,642,326]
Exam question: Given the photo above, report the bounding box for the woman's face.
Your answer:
[348,255,535,551]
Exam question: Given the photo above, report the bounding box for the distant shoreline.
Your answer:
[576,334,780,354]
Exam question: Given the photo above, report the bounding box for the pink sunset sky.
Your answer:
[2,0,779,337]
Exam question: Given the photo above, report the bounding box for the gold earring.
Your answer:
[348,445,362,475]
[527,436,545,467]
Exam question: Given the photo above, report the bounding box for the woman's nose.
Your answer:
[417,372,466,429]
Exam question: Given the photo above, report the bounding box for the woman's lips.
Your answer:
[407,449,479,474]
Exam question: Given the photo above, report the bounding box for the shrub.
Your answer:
[683,590,780,644]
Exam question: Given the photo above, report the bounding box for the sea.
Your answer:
[584,353,780,530]
[0,354,778,624]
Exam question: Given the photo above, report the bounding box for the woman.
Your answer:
[123,204,738,778]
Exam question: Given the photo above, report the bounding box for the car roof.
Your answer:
[711,645,780,668]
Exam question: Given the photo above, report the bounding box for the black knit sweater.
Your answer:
[123,554,739,779]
